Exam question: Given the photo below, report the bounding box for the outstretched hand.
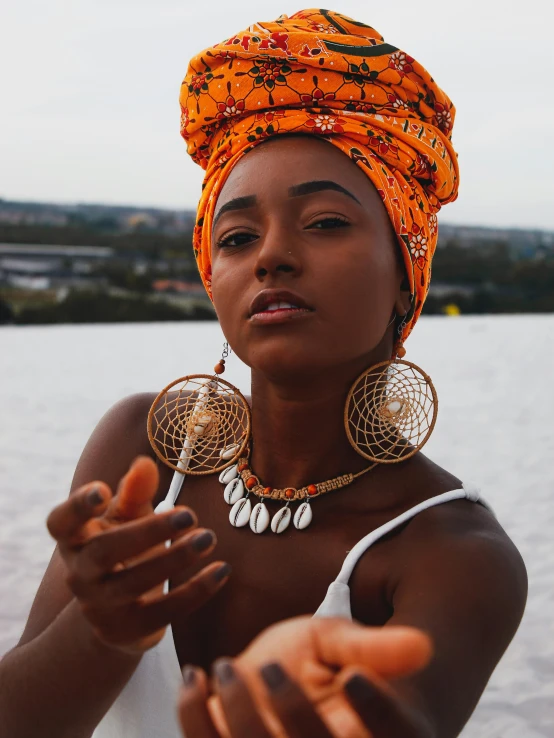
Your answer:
[179,616,433,738]
[47,456,230,654]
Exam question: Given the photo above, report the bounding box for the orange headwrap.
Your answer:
[179,8,459,344]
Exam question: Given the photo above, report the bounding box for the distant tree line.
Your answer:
[5,291,215,325]
[424,241,554,314]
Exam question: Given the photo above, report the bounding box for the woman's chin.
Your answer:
[250,355,322,384]
[244,336,352,385]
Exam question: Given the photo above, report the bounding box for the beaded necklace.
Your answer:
[218,448,376,534]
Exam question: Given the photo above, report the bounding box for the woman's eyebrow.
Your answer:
[212,195,257,229]
[288,180,361,205]
[213,180,361,230]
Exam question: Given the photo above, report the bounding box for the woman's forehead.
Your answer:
[215,136,378,208]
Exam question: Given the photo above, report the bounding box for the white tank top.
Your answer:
[92,482,490,738]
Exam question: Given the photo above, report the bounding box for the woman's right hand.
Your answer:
[46,455,230,655]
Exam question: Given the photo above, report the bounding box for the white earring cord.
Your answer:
[155,380,216,514]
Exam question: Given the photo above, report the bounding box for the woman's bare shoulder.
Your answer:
[70,392,158,493]
[396,452,526,594]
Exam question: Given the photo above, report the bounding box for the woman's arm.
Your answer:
[0,394,228,738]
[383,502,528,737]
[194,510,526,738]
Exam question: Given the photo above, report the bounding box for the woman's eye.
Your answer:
[309,216,349,229]
[216,231,257,248]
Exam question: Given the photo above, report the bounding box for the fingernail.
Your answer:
[344,674,378,703]
[214,659,235,685]
[171,511,194,530]
[261,662,288,692]
[182,665,196,687]
[213,563,231,582]
[87,486,103,507]
[192,530,215,553]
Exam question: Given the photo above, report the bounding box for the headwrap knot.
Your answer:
[180,8,459,343]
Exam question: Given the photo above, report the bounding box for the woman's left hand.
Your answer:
[204,616,432,738]
[179,647,431,738]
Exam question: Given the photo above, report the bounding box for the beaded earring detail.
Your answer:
[344,319,438,463]
[147,343,251,476]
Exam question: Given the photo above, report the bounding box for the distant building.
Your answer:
[0,244,113,290]
[153,279,206,296]
[438,224,554,259]
[0,199,196,234]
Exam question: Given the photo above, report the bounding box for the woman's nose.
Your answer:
[254,226,302,280]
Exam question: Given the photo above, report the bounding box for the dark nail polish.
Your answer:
[344,674,378,703]
[261,663,288,692]
[213,563,231,582]
[192,531,214,553]
[171,511,194,530]
[182,665,196,687]
[214,659,235,685]
[87,487,103,507]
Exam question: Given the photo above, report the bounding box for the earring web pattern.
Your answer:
[147,375,251,475]
[345,360,437,463]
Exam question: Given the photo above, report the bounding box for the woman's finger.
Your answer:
[47,482,112,543]
[312,619,433,679]
[343,672,430,738]
[214,659,273,738]
[73,507,198,582]
[93,529,218,605]
[106,455,159,521]
[84,562,232,644]
[260,662,335,738]
[178,665,221,738]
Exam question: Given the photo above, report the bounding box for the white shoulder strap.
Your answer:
[314,483,488,620]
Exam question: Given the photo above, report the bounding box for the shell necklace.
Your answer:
[218,446,376,535]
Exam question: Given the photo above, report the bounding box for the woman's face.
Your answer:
[210,136,408,382]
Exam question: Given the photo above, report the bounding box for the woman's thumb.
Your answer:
[312,619,433,679]
[109,456,160,520]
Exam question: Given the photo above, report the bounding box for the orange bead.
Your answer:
[237,463,249,473]
[263,487,273,496]
[285,488,295,499]
[397,345,406,359]
[246,476,258,490]
[307,484,318,496]
[214,361,225,375]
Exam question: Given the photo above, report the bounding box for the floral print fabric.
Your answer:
[179,8,459,343]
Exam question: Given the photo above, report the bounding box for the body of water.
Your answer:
[0,316,552,736]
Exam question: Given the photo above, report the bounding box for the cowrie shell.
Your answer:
[219,464,238,484]
[271,506,291,534]
[224,478,245,505]
[250,502,270,534]
[386,400,403,414]
[230,497,251,527]
[192,414,212,435]
[293,502,312,530]
[220,444,240,460]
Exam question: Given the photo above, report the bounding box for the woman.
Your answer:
[0,9,527,738]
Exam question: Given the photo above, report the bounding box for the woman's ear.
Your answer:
[395,277,412,318]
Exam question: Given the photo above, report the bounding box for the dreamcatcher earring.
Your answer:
[147,343,251,511]
[344,315,438,464]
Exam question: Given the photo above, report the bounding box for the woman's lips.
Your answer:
[250,303,313,324]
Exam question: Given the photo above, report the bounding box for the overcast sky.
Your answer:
[2,0,553,229]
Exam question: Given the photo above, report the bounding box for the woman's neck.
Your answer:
[248,366,370,490]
